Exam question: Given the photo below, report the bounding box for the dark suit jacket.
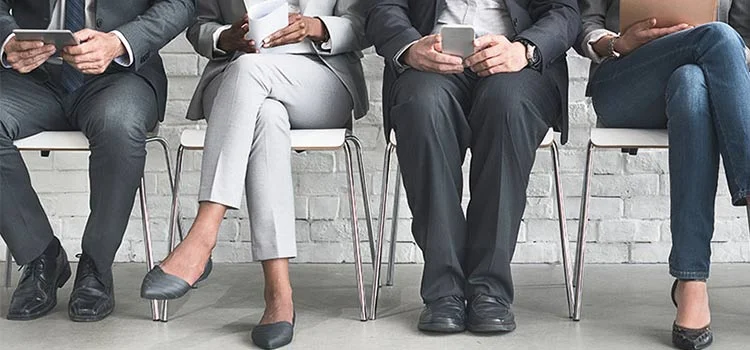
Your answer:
[0,0,196,121]
[366,0,581,143]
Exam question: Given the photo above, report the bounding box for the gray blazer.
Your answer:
[576,0,750,77]
[186,0,370,121]
[0,0,195,121]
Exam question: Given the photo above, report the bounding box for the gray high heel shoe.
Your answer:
[140,258,213,300]
[251,312,295,349]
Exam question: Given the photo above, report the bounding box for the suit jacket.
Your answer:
[0,0,196,121]
[365,0,581,144]
[576,0,750,82]
[186,0,370,121]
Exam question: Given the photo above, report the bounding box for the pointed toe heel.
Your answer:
[251,313,295,349]
[140,266,191,300]
[672,323,713,350]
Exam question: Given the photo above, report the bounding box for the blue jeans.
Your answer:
[589,23,750,280]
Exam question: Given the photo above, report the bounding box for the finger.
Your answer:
[15,52,52,73]
[266,31,306,47]
[288,13,303,23]
[470,55,504,73]
[234,15,248,29]
[63,51,100,65]
[641,24,691,41]
[426,50,464,66]
[477,63,511,77]
[633,18,658,32]
[73,29,98,43]
[473,34,507,51]
[465,44,502,66]
[12,44,55,61]
[64,39,97,56]
[8,39,45,52]
[265,21,303,44]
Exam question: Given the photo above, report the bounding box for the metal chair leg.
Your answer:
[138,177,161,321]
[160,145,186,322]
[343,142,368,321]
[147,137,185,242]
[370,142,395,320]
[551,141,574,319]
[386,164,401,287]
[347,136,376,269]
[573,141,596,321]
[4,249,11,287]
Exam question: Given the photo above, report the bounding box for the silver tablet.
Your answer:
[13,29,80,49]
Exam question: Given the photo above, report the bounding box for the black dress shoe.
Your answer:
[7,242,71,321]
[140,258,213,300]
[466,294,516,333]
[251,312,295,349]
[68,253,115,322]
[417,295,466,333]
[670,280,713,350]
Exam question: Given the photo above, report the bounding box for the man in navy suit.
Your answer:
[366,0,580,333]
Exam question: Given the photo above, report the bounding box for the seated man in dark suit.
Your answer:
[366,0,579,334]
[0,0,194,321]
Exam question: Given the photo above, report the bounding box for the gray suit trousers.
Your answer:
[0,67,158,271]
[199,53,352,261]
[390,69,559,304]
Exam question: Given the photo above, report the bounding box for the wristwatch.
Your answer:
[607,36,622,58]
[516,39,541,70]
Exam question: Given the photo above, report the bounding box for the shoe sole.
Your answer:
[467,322,517,333]
[6,262,72,321]
[418,322,466,333]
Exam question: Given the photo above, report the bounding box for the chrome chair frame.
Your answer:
[572,128,671,321]
[161,129,374,322]
[2,132,177,322]
[369,129,575,320]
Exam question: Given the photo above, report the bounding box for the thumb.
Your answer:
[433,35,443,52]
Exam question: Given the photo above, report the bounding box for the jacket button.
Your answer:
[96,19,104,28]
[513,18,518,27]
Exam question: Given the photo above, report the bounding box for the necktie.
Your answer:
[61,0,85,93]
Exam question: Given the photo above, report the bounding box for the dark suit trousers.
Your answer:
[390,69,559,304]
[0,66,158,272]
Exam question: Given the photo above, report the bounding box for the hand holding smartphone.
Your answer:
[440,25,475,59]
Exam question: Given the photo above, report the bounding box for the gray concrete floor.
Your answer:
[1,264,750,349]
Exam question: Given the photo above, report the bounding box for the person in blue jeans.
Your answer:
[577,0,750,349]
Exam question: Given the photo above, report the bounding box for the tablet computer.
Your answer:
[620,0,718,32]
[12,29,79,48]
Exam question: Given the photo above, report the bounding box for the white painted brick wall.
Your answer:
[2,37,748,266]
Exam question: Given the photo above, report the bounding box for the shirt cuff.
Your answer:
[212,25,232,56]
[745,46,750,67]
[1,33,15,69]
[583,29,617,64]
[393,40,418,73]
[110,30,134,67]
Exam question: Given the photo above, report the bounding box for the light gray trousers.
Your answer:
[201,54,353,261]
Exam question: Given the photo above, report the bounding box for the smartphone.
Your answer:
[13,29,79,49]
[440,25,475,59]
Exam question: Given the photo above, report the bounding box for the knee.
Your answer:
[666,65,710,121]
[476,85,537,130]
[89,106,149,151]
[390,73,459,130]
[696,22,745,52]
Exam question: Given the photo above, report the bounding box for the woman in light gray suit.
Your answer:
[140,0,368,348]
[576,0,749,349]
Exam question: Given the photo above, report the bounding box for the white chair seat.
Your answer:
[590,128,669,149]
[14,131,90,151]
[389,128,556,148]
[181,128,348,151]
[14,129,163,151]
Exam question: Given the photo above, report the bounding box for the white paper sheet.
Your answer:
[243,0,289,51]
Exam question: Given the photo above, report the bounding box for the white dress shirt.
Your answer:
[0,0,134,69]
